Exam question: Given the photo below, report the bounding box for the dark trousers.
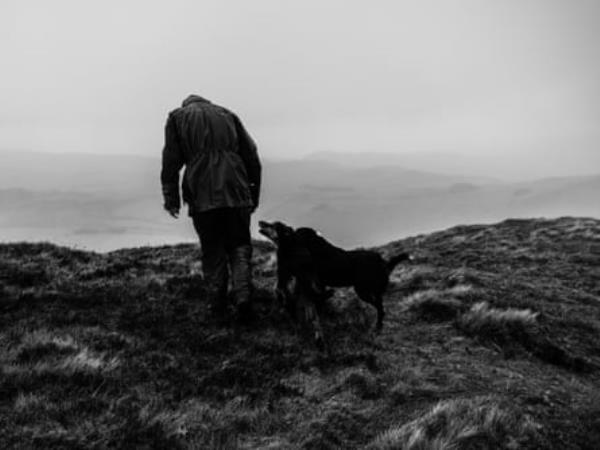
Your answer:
[192,208,252,308]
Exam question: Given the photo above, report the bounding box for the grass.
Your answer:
[1,217,600,448]
[403,286,471,321]
[456,301,538,346]
[173,396,282,448]
[366,396,539,450]
[454,301,596,372]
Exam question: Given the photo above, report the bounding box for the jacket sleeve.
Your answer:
[233,114,262,208]
[160,113,185,209]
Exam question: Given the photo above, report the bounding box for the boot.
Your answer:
[206,282,229,320]
[229,244,254,324]
[203,254,229,320]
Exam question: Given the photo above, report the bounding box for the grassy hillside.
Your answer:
[1,217,599,449]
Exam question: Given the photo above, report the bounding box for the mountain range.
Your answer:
[0,150,598,250]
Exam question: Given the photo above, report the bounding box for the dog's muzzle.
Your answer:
[258,221,278,242]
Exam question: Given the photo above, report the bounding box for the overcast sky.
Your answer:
[1,1,599,171]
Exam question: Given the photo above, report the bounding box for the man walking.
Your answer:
[161,94,261,323]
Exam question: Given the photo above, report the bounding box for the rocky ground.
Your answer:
[1,217,599,449]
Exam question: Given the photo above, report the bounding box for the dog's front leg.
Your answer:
[294,284,326,351]
[276,265,298,320]
[276,286,296,319]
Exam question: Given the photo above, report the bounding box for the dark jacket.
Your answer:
[161,95,261,214]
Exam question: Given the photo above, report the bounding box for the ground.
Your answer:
[1,217,599,449]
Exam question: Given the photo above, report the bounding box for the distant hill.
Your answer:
[1,217,599,448]
[1,151,599,250]
[305,149,600,181]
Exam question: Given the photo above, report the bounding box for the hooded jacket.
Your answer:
[161,95,261,214]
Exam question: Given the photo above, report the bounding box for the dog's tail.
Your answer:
[386,252,412,274]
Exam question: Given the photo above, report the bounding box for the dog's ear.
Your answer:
[275,222,294,237]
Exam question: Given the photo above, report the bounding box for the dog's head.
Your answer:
[258,220,295,245]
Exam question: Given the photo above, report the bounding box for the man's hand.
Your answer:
[165,206,180,218]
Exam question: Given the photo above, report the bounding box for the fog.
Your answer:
[1,151,598,251]
[1,2,600,249]
[1,0,599,180]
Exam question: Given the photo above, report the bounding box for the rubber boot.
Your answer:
[206,279,229,320]
[229,244,254,324]
[202,252,229,320]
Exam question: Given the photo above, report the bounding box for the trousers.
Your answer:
[192,208,253,309]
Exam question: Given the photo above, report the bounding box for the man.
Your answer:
[161,94,261,323]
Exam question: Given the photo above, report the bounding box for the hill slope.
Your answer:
[1,217,600,449]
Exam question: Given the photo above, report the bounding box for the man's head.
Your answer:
[258,220,295,245]
[181,94,210,107]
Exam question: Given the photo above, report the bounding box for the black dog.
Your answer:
[257,221,329,315]
[259,220,412,330]
[257,221,329,346]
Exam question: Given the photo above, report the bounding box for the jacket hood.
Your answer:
[182,95,211,107]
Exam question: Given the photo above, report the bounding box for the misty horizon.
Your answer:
[2,1,600,179]
[1,150,598,251]
[1,1,599,250]
[2,148,600,183]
